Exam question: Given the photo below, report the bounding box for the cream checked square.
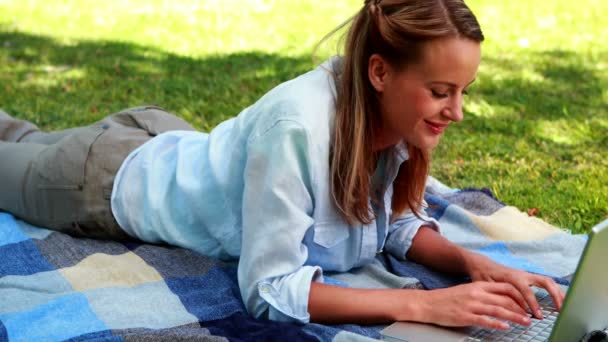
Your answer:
[59,252,163,291]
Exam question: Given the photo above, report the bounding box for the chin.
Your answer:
[413,137,441,150]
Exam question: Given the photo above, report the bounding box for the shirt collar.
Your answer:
[393,140,409,164]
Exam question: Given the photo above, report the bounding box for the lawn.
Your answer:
[0,0,606,233]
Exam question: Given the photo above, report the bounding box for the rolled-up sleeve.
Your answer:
[384,200,440,260]
[238,119,321,324]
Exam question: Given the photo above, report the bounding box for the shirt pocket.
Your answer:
[313,222,349,248]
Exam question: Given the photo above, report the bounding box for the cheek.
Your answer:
[383,85,434,126]
[408,90,433,118]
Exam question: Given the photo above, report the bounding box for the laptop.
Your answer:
[380,219,608,342]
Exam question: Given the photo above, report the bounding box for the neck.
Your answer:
[372,124,401,152]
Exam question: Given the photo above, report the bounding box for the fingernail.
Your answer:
[536,310,544,319]
[523,316,531,325]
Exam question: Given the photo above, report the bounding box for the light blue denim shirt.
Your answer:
[111,58,440,324]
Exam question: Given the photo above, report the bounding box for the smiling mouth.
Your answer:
[424,120,448,135]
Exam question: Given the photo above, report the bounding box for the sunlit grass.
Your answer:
[0,0,606,232]
[0,0,358,56]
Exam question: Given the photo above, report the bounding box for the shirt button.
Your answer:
[260,285,270,294]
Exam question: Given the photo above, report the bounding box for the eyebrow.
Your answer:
[429,78,477,88]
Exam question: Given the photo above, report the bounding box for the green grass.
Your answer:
[0,0,606,232]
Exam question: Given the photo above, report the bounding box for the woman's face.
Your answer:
[369,37,481,151]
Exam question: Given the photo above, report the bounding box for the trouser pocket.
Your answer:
[28,125,105,226]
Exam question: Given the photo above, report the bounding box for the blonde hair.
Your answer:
[326,0,484,225]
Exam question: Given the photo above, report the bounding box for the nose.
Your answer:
[443,95,464,122]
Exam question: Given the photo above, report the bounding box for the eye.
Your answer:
[431,89,448,98]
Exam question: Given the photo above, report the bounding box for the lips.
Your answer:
[424,120,449,135]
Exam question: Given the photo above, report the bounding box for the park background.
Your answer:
[0,0,605,233]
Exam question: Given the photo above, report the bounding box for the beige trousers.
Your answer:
[0,106,195,240]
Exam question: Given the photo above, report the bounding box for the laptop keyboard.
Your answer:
[464,291,558,342]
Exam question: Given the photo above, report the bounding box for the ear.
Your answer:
[368,54,389,93]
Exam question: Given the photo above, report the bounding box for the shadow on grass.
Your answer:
[2,29,605,140]
[446,48,608,167]
[1,29,606,230]
[0,29,313,130]
[490,52,603,110]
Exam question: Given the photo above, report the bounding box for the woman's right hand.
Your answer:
[413,281,533,331]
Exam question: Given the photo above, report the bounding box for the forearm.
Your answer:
[406,226,483,275]
[308,282,426,324]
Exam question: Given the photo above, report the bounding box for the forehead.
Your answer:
[406,37,481,84]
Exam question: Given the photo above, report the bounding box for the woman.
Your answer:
[0,0,564,330]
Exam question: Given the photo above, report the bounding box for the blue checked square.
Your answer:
[0,293,107,341]
[0,240,54,277]
[0,213,29,247]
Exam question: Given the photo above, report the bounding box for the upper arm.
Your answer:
[238,120,321,321]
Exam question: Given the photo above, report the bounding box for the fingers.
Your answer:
[485,275,544,319]
[483,292,527,317]
[510,280,544,319]
[531,275,567,311]
[429,283,535,330]
[482,282,529,315]
[473,304,532,329]
[504,274,566,319]
[471,283,532,328]
[466,313,511,331]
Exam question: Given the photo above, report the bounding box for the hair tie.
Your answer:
[367,0,381,17]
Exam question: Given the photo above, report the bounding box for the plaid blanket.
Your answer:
[0,179,587,341]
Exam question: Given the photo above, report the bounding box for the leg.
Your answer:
[19,128,88,145]
[1,106,193,240]
[0,124,129,240]
[0,110,39,142]
[0,109,90,145]
[0,141,46,219]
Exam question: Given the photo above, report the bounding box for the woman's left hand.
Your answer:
[464,253,566,319]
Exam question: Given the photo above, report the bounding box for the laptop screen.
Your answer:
[549,219,608,341]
